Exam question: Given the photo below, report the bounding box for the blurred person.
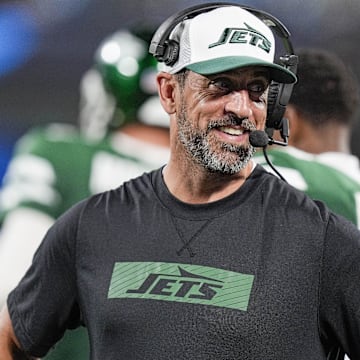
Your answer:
[0,29,169,359]
[255,47,360,228]
[1,3,360,359]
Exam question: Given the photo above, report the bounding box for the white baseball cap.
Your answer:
[163,6,297,84]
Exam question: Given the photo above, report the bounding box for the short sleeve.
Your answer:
[7,201,85,357]
[319,212,360,358]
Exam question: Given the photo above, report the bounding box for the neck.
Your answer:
[289,122,351,154]
[163,154,254,204]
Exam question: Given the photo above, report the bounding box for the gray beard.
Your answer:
[177,109,256,175]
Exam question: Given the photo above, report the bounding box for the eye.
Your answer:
[208,78,233,94]
[247,81,268,100]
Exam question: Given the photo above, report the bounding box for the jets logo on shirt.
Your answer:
[108,262,254,311]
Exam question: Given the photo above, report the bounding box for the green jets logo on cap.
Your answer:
[108,262,254,311]
[209,23,271,53]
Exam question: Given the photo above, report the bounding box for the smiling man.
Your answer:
[170,68,267,174]
[0,4,359,360]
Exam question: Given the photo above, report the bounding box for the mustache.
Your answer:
[208,116,256,131]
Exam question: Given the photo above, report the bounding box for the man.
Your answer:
[1,4,360,359]
[0,29,169,359]
[255,48,360,227]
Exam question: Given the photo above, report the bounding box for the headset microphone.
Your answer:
[249,129,289,148]
[249,130,269,148]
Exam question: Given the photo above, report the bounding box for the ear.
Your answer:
[156,72,177,115]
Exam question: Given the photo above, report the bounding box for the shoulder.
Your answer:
[15,123,82,154]
[255,148,360,190]
[79,169,157,209]
[254,164,331,222]
[50,170,156,236]
[10,123,111,172]
[254,166,360,263]
[15,123,114,158]
[3,123,94,188]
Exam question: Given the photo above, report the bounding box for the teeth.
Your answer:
[219,126,243,135]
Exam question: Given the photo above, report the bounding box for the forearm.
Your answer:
[0,305,39,360]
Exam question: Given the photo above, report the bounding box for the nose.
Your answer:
[224,90,253,119]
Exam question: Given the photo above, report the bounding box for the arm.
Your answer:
[0,208,54,306]
[3,202,85,358]
[0,305,39,360]
[319,212,360,358]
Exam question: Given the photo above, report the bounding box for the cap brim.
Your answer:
[186,56,297,84]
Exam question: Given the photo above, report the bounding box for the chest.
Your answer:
[75,203,323,358]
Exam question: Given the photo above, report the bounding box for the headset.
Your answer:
[149,2,298,144]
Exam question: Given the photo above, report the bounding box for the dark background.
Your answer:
[1,0,360,180]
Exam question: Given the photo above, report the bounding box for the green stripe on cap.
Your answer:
[187,56,297,84]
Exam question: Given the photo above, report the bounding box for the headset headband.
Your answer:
[150,2,295,60]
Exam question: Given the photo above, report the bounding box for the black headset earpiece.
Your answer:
[149,3,229,65]
[149,2,298,138]
[266,53,298,141]
[162,40,180,66]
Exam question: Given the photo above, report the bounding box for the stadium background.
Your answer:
[1,0,360,181]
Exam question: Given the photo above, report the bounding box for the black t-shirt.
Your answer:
[8,165,360,359]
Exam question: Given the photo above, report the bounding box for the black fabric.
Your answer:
[7,165,360,359]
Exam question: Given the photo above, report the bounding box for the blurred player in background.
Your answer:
[256,47,360,228]
[0,29,169,359]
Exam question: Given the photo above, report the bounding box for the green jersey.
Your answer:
[0,123,169,222]
[0,123,169,359]
[255,146,360,227]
